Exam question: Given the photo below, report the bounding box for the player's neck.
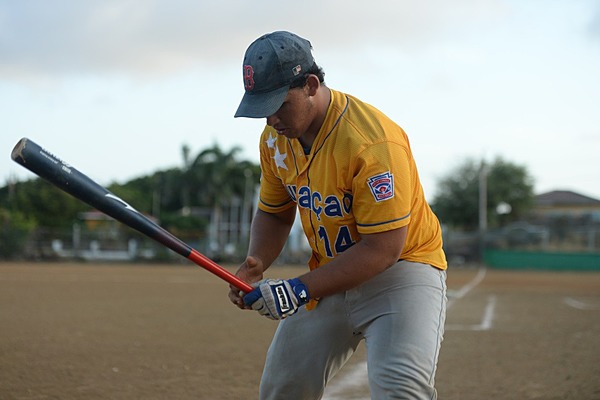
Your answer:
[299,86,331,151]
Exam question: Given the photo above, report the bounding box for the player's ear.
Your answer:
[305,74,320,96]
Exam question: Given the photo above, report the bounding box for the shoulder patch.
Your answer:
[367,172,394,202]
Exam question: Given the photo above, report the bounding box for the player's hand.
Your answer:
[229,256,264,309]
[243,278,310,320]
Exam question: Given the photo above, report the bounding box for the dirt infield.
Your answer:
[1,262,599,399]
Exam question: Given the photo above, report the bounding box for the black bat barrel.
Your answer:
[11,138,192,258]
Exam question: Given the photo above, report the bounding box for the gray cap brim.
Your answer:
[234,85,289,118]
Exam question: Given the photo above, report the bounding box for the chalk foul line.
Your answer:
[564,297,600,310]
[445,294,497,331]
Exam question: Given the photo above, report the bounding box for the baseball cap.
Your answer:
[234,31,314,118]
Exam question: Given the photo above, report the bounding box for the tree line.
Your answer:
[430,156,534,230]
[0,145,534,259]
[0,144,261,259]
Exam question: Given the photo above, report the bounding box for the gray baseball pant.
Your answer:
[259,260,447,400]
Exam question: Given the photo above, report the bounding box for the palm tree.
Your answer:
[187,144,259,256]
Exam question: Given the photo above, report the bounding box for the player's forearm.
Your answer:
[247,208,296,272]
[299,226,407,299]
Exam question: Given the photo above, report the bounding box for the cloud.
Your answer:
[0,0,508,80]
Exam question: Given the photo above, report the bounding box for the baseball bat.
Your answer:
[11,137,253,293]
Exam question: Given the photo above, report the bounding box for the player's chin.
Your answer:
[277,128,299,139]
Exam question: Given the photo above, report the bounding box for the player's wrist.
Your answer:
[288,278,310,305]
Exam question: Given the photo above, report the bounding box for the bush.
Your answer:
[0,208,36,259]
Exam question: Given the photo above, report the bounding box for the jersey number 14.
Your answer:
[318,225,355,258]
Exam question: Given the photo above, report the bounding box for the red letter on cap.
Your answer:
[243,65,255,91]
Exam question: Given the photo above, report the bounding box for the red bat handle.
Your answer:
[188,250,254,293]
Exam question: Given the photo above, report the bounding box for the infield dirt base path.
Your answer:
[1,262,599,399]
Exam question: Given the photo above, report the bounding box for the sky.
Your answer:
[1,0,599,202]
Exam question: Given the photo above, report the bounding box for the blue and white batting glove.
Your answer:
[243,278,310,320]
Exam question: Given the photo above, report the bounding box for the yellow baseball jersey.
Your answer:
[257,89,447,271]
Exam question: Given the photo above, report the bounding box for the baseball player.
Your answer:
[229,31,448,400]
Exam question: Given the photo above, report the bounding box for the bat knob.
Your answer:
[11,137,29,164]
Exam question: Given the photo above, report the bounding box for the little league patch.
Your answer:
[368,172,394,202]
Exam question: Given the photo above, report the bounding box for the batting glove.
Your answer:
[243,278,310,320]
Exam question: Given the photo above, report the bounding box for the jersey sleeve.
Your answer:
[257,131,296,214]
[352,141,415,234]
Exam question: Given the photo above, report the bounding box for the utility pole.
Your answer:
[478,160,488,262]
